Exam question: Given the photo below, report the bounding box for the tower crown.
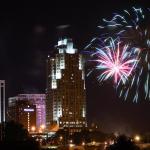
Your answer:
[57,38,77,54]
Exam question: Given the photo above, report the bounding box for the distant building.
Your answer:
[8,94,46,129]
[8,99,36,132]
[46,38,86,132]
[0,80,5,123]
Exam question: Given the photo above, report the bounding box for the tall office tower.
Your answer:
[46,38,86,132]
[8,94,46,129]
[8,99,36,132]
[0,80,5,123]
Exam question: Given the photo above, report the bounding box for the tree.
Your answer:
[4,121,29,141]
[0,121,40,150]
[106,135,140,150]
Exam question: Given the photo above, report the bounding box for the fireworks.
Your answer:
[99,7,150,49]
[89,6,150,102]
[90,38,138,85]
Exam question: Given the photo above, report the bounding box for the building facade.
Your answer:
[46,38,86,131]
[8,94,46,129]
[8,99,36,132]
[0,80,5,123]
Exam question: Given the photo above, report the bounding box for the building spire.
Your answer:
[56,24,71,39]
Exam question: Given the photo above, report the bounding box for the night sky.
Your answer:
[0,0,150,135]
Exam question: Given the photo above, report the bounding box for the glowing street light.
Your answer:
[59,136,63,140]
[40,124,45,130]
[31,126,36,132]
[134,135,141,142]
[69,144,74,148]
[38,124,46,133]
[92,141,96,145]
[69,139,73,143]
[82,141,85,146]
[39,129,42,133]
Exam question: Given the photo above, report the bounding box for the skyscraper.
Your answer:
[8,94,46,129]
[46,38,86,131]
[0,80,5,123]
[8,99,36,132]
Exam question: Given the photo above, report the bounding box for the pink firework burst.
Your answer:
[93,38,139,84]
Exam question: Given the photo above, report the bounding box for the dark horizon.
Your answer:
[0,0,150,135]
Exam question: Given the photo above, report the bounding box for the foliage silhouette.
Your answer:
[106,135,140,150]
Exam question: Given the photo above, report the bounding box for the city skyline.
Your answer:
[0,0,150,135]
